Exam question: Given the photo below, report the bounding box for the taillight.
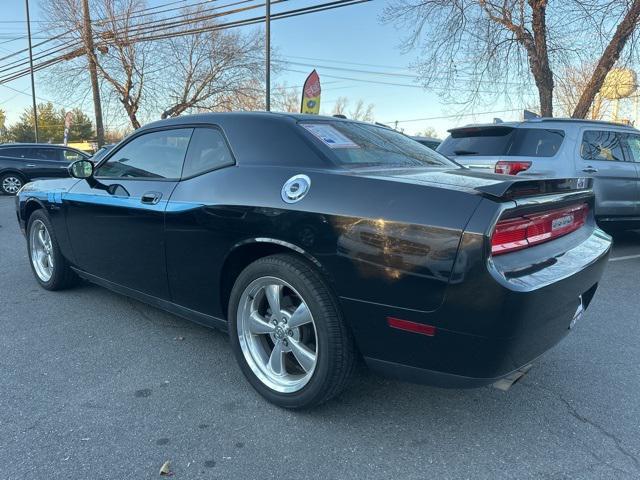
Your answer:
[491,203,589,255]
[495,160,531,175]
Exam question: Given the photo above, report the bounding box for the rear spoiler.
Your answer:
[474,177,593,200]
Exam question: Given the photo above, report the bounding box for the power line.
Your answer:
[0,0,370,85]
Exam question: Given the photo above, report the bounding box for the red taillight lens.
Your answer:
[491,203,589,255]
[495,160,532,175]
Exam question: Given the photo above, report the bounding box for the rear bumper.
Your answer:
[341,225,611,387]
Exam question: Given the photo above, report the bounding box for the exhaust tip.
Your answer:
[492,364,533,391]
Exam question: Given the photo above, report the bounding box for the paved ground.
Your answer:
[1,195,639,480]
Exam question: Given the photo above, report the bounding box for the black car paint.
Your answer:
[16,112,611,387]
[0,144,90,185]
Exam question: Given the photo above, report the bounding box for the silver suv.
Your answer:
[438,118,640,228]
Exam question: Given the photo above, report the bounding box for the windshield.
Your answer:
[300,121,457,169]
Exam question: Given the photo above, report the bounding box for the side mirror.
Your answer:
[68,159,94,179]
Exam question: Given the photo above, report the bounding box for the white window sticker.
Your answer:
[301,123,360,149]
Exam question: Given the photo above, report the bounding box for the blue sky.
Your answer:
[0,0,522,138]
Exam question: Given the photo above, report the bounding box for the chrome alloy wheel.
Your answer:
[237,276,318,393]
[30,219,54,282]
[2,176,22,194]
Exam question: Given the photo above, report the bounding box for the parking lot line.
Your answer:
[609,253,640,262]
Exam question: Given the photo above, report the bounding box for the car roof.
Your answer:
[140,111,377,131]
[449,118,639,133]
[0,143,86,150]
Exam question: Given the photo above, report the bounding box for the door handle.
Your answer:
[582,166,598,173]
[141,191,162,205]
[25,164,36,168]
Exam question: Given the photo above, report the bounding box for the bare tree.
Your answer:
[156,8,265,118]
[349,99,375,122]
[331,97,375,121]
[332,97,348,116]
[42,0,154,129]
[383,1,640,118]
[272,84,301,113]
[572,1,640,118]
[555,63,608,119]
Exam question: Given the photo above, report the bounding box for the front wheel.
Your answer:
[27,210,77,290]
[228,254,356,409]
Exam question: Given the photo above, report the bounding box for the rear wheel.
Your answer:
[1,173,24,195]
[27,210,77,290]
[228,254,355,408]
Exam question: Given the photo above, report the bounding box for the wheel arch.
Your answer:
[219,238,336,319]
[23,198,47,225]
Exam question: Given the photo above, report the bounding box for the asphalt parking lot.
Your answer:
[1,195,639,480]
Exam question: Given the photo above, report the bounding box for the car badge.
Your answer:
[282,174,311,203]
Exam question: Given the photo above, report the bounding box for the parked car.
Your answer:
[0,143,90,195]
[438,118,640,229]
[16,112,611,408]
[411,135,442,150]
[90,144,115,164]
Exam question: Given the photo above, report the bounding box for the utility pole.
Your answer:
[82,0,105,148]
[24,0,38,142]
[265,0,271,111]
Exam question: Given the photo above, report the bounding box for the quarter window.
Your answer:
[97,128,193,179]
[181,128,234,178]
[63,149,84,162]
[624,134,640,163]
[581,131,624,162]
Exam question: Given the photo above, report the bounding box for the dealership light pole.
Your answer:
[265,0,271,112]
[24,0,39,142]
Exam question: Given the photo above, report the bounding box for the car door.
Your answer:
[24,147,69,179]
[164,126,236,315]
[577,129,638,218]
[620,132,640,216]
[64,127,193,299]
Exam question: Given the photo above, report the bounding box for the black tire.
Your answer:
[1,172,26,195]
[26,210,78,290]
[228,254,356,409]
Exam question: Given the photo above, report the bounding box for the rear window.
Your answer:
[300,122,456,169]
[438,127,564,158]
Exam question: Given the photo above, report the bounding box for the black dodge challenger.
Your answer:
[16,112,611,408]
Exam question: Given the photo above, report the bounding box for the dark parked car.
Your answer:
[0,143,89,195]
[411,135,442,150]
[16,112,611,408]
[90,144,115,164]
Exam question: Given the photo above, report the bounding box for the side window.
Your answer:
[97,128,193,179]
[181,128,234,178]
[624,134,640,163]
[63,149,84,162]
[28,148,61,161]
[581,130,624,162]
[0,148,26,158]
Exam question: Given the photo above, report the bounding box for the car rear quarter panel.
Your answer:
[164,165,484,319]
